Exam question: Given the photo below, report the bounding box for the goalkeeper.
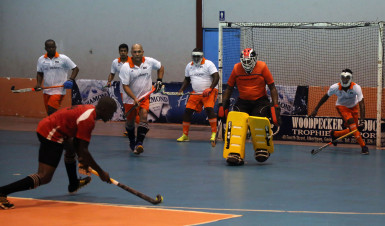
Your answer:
[310,69,368,155]
[220,48,281,165]
[220,48,281,124]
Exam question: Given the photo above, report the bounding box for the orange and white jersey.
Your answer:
[328,82,363,108]
[185,58,218,93]
[111,57,129,101]
[36,105,96,144]
[37,52,77,95]
[119,56,161,104]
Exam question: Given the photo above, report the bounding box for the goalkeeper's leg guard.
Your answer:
[249,116,274,162]
[223,111,249,165]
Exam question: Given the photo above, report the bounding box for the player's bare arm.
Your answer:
[310,94,330,117]
[122,84,139,106]
[178,77,191,93]
[35,72,44,90]
[222,85,234,109]
[76,138,111,183]
[210,72,219,89]
[268,82,279,106]
[69,66,79,80]
[359,98,366,122]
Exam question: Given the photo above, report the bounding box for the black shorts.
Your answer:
[234,96,271,117]
[37,133,64,168]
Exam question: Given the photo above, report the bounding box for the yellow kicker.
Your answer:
[223,111,250,159]
[248,116,274,154]
[223,112,274,159]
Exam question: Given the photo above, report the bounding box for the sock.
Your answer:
[182,122,190,136]
[334,128,350,137]
[65,162,78,186]
[125,126,136,143]
[136,122,149,144]
[0,174,40,196]
[350,124,366,147]
[209,118,217,133]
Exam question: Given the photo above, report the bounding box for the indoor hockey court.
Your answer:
[0,116,384,226]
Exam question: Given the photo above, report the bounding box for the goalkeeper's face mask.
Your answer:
[340,72,352,88]
[192,51,203,65]
[240,48,257,73]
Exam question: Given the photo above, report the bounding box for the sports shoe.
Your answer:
[0,195,14,209]
[210,132,216,147]
[226,153,244,166]
[177,134,189,142]
[133,142,144,155]
[68,176,92,194]
[330,130,338,146]
[361,146,369,155]
[123,131,128,137]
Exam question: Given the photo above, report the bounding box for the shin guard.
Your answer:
[249,116,274,162]
[223,111,249,160]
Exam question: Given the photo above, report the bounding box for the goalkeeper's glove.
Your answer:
[270,104,282,126]
[218,103,229,118]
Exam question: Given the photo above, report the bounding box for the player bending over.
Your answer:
[310,69,368,155]
[176,48,220,147]
[0,96,117,209]
[220,48,281,165]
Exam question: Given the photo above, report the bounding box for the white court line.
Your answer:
[149,206,385,216]
[11,197,385,216]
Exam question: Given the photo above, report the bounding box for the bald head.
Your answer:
[131,44,144,64]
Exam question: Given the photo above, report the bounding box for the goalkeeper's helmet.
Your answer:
[340,69,353,88]
[240,48,257,74]
[192,48,204,66]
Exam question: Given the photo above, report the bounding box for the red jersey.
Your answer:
[227,61,274,100]
[37,105,97,143]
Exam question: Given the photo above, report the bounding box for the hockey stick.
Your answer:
[90,169,163,205]
[161,90,202,96]
[11,85,64,93]
[125,87,156,117]
[311,129,358,155]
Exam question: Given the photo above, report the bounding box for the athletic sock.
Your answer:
[350,123,366,147]
[136,122,149,144]
[126,126,136,143]
[209,118,217,133]
[182,122,190,136]
[334,128,350,137]
[65,162,79,186]
[0,174,40,196]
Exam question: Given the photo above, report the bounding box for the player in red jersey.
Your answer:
[0,96,117,209]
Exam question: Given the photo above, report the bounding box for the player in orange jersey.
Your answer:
[310,69,368,155]
[220,48,281,164]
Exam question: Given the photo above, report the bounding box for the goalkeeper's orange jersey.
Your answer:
[227,61,274,101]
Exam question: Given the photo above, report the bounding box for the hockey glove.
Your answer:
[63,79,74,89]
[270,104,282,126]
[154,79,163,93]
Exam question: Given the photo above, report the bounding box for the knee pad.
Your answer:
[223,111,249,160]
